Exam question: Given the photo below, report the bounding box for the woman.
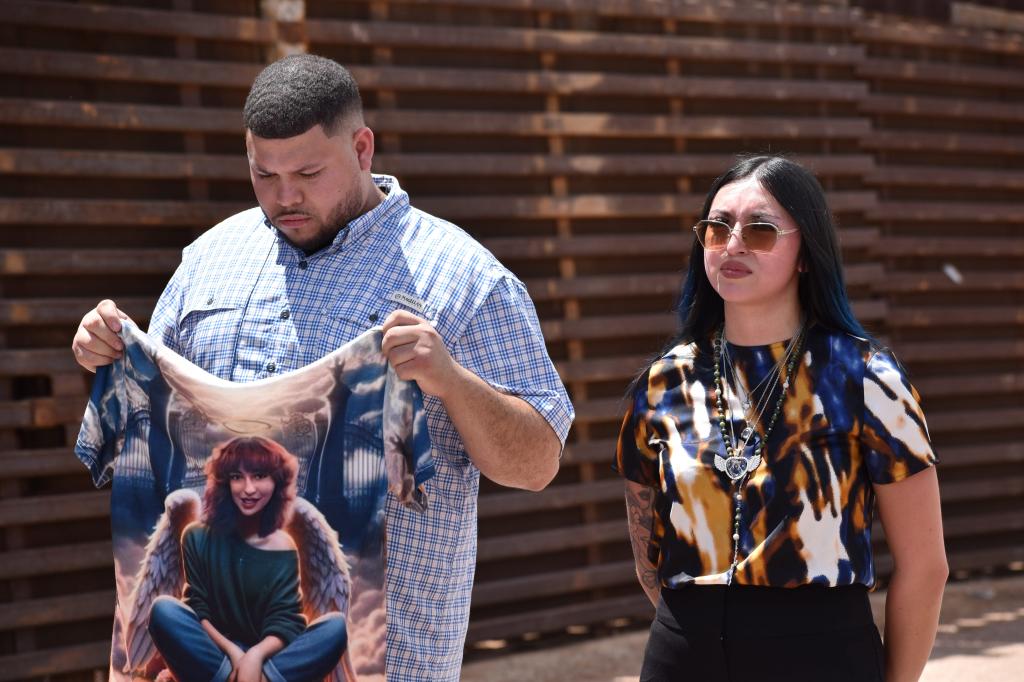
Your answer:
[616,156,947,682]
[148,436,348,682]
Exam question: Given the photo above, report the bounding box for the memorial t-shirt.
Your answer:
[76,321,432,681]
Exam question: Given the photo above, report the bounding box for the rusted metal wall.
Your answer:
[0,1,1021,679]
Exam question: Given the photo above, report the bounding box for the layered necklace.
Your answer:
[711,322,806,583]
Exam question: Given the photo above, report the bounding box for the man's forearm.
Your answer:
[440,363,561,491]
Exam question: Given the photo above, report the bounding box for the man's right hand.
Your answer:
[71,299,132,373]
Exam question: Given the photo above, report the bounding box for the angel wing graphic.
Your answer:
[287,497,357,682]
[122,488,201,673]
[122,492,356,681]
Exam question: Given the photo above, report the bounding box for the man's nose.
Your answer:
[276,181,302,208]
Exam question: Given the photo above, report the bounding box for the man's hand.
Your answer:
[71,299,133,372]
[381,309,561,490]
[381,309,461,398]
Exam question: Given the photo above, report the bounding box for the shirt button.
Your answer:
[280,309,290,320]
[267,362,277,373]
[298,260,308,270]
[206,296,214,305]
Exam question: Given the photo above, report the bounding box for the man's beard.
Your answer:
[273,190,367,255]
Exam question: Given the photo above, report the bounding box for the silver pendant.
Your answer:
[740,426,754,441]
[714,453,762,481]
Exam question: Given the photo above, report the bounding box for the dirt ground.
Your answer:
[461,575,1024,681]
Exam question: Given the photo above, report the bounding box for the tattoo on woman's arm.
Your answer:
[625,484,660,605]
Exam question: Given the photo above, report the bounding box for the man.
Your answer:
[72,54,574,679]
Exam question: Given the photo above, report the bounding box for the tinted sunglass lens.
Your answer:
[701,221,730,249]
[741,223,779,251]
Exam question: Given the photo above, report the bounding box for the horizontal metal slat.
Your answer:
[0,147,874,180]
[0,490,109,527]
[0,540,112,580]
[0,641,109,682]
[0,590,112,632]
[0,47,867,102]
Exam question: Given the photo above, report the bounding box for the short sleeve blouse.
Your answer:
[614,325,936,588]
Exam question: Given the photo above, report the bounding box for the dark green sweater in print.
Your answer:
[182,524,306,646]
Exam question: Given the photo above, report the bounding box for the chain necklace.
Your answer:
[720,342,782,411]
[722,345,783,446]
[712,324,806,583]
[724,340,787,414]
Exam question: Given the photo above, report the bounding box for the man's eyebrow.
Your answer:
[250,162,323,174]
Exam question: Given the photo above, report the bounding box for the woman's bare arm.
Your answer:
[875,467,948,682]
[625,480,661,606]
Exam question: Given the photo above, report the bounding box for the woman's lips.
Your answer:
[719,262,752,279]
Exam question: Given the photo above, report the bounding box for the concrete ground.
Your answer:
[462,575,1024,681]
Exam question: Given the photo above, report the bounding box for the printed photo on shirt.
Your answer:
[75,322,433,682]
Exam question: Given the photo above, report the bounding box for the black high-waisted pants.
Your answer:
[640,584,885,682]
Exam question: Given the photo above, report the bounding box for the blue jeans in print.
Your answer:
[148,596,347,682]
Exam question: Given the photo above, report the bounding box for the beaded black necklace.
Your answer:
[711,324,806,583]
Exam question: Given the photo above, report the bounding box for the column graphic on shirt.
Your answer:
[75,322,433,682]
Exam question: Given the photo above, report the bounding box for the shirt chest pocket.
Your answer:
[176,290,245,363]
[314,298,387,357]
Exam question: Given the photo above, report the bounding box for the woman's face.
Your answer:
[703,176,803,309]
[229,468,276,517]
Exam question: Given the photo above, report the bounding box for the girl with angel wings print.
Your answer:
[122,437,357,682]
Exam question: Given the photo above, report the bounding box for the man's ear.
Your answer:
[353,126,375,172]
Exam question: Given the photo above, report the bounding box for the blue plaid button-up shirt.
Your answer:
[147,175,574,680]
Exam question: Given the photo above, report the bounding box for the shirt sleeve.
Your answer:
[612,374,661,487]
[861,350,936,484]
[182,525,213,623]
[259,552,306,645]
[454,275,574,446]
[146,257,188,353]
[74,355,126,488]
[384,362,434,512]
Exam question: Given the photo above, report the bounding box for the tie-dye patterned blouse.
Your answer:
[614,324,935,588]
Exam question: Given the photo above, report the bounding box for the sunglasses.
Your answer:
[692,219,798,253]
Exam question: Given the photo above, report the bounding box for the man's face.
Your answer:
[246,123,374,254]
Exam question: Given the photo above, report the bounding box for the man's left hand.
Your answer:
[381,309,461,399]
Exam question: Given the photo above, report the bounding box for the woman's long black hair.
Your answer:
[628,155,872,396]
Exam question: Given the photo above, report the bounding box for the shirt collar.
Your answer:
[346,174,409,247]
[261,174,410,260]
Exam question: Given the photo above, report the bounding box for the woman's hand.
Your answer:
[231,649,267,682]
[229,635,285,682]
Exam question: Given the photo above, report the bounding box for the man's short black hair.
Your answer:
[243,54,363,139]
